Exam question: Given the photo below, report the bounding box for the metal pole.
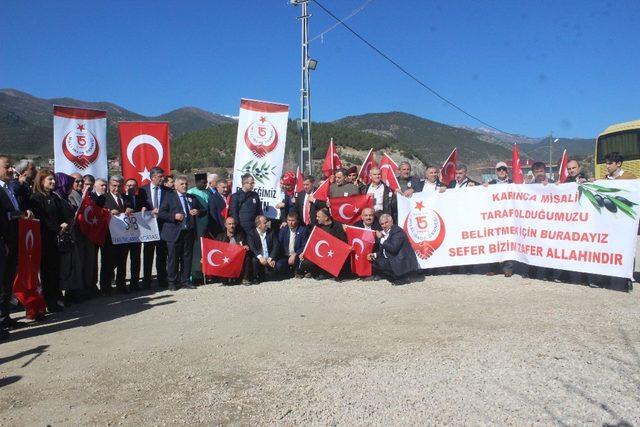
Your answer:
[294,1,313,176]
[549,133,553,180]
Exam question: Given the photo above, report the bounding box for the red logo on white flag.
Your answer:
[119,122,170,186]
[403,200,446,260]
[55,106,106,170]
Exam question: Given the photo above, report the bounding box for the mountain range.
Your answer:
[0,89,595,174]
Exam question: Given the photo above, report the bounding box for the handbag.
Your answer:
[57,231,75,253]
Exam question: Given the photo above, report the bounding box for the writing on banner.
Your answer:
[398,181,640,278]
[109,212,160,245]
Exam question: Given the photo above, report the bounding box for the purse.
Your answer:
[57,231,75,253]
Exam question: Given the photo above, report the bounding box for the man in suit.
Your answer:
[246,215,280,284]
[353,207,382,231]
[215,216,251,285]
[9,158,36,210]
[364,167,397,222]
[123,178,148,291]
[276,212,308,278]
[396,162,420,197]
[159,175,206,290]
[208,179,230,237]
[141,167,169,289]
[0,155,34,331]
[366,214,419,286]
[448,164,479,188]
[229,173,263,235]
[294,175,318,228]
[101,176,130,294]
[416,166,446,193]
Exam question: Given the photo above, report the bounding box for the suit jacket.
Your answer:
[141,183,170,211]
[215,230,247,246]
[364,182,396,218]
[0,185,20,247]
[375,225,418,277]
[8,179,31,211]
[246,228,280,260]
[294,191,318,227]
[415,179,444,192]
[158,191,206,243]
[353,219,382,231]
[123,188,149,212]
[208,190,228,235]
[104,191,128,213]
[277,225,309,257]
[447,177,480,188]
[488,178,513,185]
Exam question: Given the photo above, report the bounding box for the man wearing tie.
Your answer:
[123,178,148,291]
[208,179,230,236]
[101,176,131,294]
[159,175,206,291]
[140,167,169,289]
[294,176,318,228]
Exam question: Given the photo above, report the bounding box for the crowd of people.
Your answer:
[0,152,636,341]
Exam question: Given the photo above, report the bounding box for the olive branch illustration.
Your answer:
[238,160,276,185]
[578,183,638,219]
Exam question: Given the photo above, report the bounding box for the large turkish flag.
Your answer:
[13,218,46,319]
[76,192,111,246]
[329,194,373,225]
[201,237,247,278]
[301,227,351,277]
[345,225,376,277]
[119,122,170,186]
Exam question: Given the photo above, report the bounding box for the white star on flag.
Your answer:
[354,208,360,213]
[139,167,151,182]
[223,257,230,264]
[327,250,334,257]
[354,254,359,260]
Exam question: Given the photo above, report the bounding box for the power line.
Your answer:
[311,0,514,136]
[309,0,374,44]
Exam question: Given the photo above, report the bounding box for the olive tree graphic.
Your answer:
[578,183,638,219]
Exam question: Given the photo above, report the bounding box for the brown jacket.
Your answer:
[609,170,637,180]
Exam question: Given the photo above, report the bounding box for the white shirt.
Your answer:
[256,229,269,259]
[380,229,390,258]
[607,169,624,180]
[150,184,162,208]
[421,180,438,191]
[288,228,297,255]
[367,182,385,211]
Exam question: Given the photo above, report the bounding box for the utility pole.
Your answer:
[549,133,553,180]
[292,0,313,175]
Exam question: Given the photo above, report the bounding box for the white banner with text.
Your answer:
[109,212,160,245]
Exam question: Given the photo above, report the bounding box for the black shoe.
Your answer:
[168,284,177,291]
[315,274,328,281]
[0,317,20,329]
[0,329,9,341]
[116,286,130,294]
[181,283,197,289]
[361,275,381,282]
[391,277,410,286]
[47,305,64,313]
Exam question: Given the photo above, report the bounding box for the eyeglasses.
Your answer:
[496,167,508,172]
[74,180,83,183]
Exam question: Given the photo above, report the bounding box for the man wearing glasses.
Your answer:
[485,162,514,277]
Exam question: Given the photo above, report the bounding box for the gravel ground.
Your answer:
[1,273,640,425]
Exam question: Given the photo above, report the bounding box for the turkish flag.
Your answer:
[201,237,246,278]
[119,122,170,186]
[295,166,304,193]
[76,191,111,246]
[329,194,374,225]
[312,178,331,202]
[558,149,569,183]
[379,153,400,192]
[512,143,524,184]
[358,148,377,185]
[345,225,376,277]
[220,194,231,219]
[302,226,351,277]
[440,147,458,186]
[12,218,46,319]
[321,138,342,177]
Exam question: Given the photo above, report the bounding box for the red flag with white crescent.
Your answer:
[119,122,170,186]
[379,153,400,192]
[558,149,569,183]
[312,178,331,202]
[295,166,304,193]
[345,225,376,277]
[201,237,246,278]
[12,218,46,319]
[322,138,342,178]
[301,226,351,277]
[357,148,377,185]
[512,143,524,184]
[76,191,111,246]
[440,147,458,186]
[329,194,374,225]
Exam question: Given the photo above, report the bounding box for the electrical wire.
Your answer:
[312,0,514,136]
[309,0,374,44]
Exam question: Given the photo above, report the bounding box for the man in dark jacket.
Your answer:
[565,160,588,183]
[276,212,309,278]
[123,178,149,291]
[364,167,397,221]
[246,215,280,283]
[215,216,251,285]
[159,175,207,290]
[101,176,130,294]
[208,179,230,236]
[366,214,419,285]
[141,167,170,289]
[353,207,382,231]
[447,164,479,188]
[294,176,317,228]
[230,173,263,235]
[416,166,445,193]
[299,207,349,280]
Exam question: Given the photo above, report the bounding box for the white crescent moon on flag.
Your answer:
[207,249,223,267]
[352,238,365,254]
[126,134,164,168]
[25,230,34,251]
[314,240,329,258]
[84,206,97,225]
[338,203,354,220]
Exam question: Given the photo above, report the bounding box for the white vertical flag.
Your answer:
[232,98,289,219]
[53,106,107,179]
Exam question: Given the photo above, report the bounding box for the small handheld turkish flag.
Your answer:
[119,122,170,186]
[558,149,569,183]
[321,138,342,178]
[201,237,246,278]
[329,194,374,225]
[13,218,46,320]
[345,225,376,277]
[512,143,524,184]
[295,166,304,193]
[302,227,351,277]
[357,148,377,185]
[379,153,400,192]
[76,191,111,246]
[312,178,331,202]
[440,147,458,186]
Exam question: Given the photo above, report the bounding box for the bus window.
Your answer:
[596,130,640,163]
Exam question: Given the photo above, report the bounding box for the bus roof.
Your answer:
[599,119,640,137]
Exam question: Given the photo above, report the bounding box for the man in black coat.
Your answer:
[123,178,149,291]
[215,216,251,285]
[101,176,130,294]
[208,179,230,237]
[140,167,170,289]
[353,207,382,231]
[246,215,280,283]
[366,214,419,285]
[229,173,263,235]
[447,164,480,188]
[363,167,397,222]
[275,212,309,278]
[294,176,318,228]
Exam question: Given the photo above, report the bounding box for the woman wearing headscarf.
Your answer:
[54,173,83,303]
[28,170,69,312]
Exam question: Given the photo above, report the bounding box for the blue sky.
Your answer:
[1,0,638,138]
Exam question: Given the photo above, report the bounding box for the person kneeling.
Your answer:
[366,214,419,286]
[276,212,308,278]
[247,215,280,284]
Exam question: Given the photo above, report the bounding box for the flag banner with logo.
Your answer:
[53,106,107,178]
[398,181,640,279]
[109,212,160,245]
[13,218,46,319]
[329,194,374,225]
[232,99,289,219]
[76,192,111,246]
[302,226,352,277]
[345,225,376,277]
[201,237,246,278]
[119,122,170,186]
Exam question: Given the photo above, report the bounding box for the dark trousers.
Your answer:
[0,237,15,325]
[125,243,142,287]
[100,239,127,291]
[166,230,195,285]
[75,228,98,292]
[143,240,168,286]
[250,256,278,282]
[41,239,62,309]
[276,254,301,277]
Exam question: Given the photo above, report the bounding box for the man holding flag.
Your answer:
[366,214,418,286]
